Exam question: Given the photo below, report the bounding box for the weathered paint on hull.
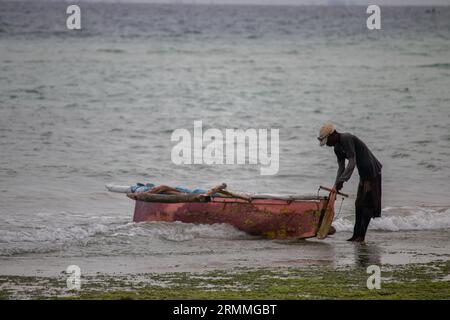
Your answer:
[133,197,334,239]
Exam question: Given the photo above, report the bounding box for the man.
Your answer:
[318,123,382,242]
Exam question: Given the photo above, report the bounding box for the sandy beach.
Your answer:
[1,227,449,299]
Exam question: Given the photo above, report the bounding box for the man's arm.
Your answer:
[336,157,356,185]
[335,157,345,185]
[334,135,356,188]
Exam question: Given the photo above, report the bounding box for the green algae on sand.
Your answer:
[0,261,448,300]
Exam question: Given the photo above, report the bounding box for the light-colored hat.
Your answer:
[318,123,335,146]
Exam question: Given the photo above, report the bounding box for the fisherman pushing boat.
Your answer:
[318,123,382,242]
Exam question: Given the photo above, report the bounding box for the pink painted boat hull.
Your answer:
[132,196,335,239]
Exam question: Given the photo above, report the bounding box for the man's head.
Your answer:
[318,123,339,147]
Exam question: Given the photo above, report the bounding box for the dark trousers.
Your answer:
[352,173,382,239]
[352,207,372,239]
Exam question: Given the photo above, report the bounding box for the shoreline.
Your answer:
[1,225,449,299]
[2,229,449,277]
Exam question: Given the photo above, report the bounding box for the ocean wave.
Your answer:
[333,207,450,232]
[0,223,127,244]
[0,220,248,256]
[0,223,120,256]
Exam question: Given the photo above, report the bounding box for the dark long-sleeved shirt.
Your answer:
[334,133,382,185]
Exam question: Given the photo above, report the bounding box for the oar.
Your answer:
[319,185,349,198]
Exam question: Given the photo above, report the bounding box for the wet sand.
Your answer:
[1,229,448,277]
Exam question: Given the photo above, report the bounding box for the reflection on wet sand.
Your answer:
[353,242,382,268]
[271,238,337,267]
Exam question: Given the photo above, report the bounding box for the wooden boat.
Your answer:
[126,185,344,240]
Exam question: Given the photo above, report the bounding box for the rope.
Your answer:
[334,197,345,221]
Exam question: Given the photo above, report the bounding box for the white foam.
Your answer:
[0,223,130,244]
[334,206,450,232]
[0,219,248,256]
[2,206,447,256]
[0,223,131,255]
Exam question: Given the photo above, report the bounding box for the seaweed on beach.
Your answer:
[1,261,448,300]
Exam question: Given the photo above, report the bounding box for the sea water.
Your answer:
[0,2,449,274]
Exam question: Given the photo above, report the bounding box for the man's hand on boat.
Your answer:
[329,186,340,194]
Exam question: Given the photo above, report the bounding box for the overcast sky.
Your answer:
[79,0,450,5]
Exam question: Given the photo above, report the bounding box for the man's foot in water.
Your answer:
[353,236,365,242]
[346,236,356,241]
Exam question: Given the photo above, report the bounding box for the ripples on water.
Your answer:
[0,3,449,258]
